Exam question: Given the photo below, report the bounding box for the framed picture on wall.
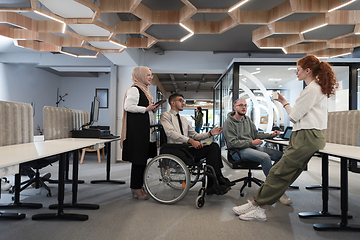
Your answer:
[96,88,108,108]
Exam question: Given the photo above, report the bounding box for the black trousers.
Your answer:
[186,142,224,175]
[130,164,147,189]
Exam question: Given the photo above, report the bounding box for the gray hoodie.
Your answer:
[223,111,272,149]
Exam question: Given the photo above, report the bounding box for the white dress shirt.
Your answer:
[124,87,156,142]
[160,109,210,144]
[286,80,327,131]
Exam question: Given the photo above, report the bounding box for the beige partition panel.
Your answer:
[0,100,33,177]
[43,106,89,140]
[323,110,360,146]
[43,106,74,140]
[0,100,33,146]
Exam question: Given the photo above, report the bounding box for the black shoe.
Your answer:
[218,177,235,187]
[206,184,230,196]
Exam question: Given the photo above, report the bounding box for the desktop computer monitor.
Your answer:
[89,96,100,126]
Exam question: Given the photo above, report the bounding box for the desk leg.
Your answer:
[32,153,88,221]
[299,154,342,218]
[313,157,360,231]
[305,153,340,190]
[47,153,85,185]
[0,171,42,209]
[49,150,99,210]
[91,142,125,184]
[0,174,26,220]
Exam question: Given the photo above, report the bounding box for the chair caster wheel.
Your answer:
[8,187,14,194]
[47,193,52,197]
[196,196,205,208]
[240,193,244,197]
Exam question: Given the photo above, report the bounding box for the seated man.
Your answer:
[223,97,292,205]
[160,93,231,195]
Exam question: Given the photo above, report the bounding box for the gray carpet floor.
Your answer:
[0,151,359,240]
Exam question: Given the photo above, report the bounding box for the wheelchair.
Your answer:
[143,125,220,208]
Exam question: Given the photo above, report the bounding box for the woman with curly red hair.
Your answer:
[232,54,338,221]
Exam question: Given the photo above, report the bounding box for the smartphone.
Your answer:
[154,99,167,106]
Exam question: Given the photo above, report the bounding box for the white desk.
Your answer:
[266,139,360,231]
[0,138,104,221]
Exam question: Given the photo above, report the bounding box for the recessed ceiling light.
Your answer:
[269,78,281,81]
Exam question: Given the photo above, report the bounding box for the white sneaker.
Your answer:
[1,179,12,191]
[232,200,258,215]
[239,207,267,222]
[279,192,293,205]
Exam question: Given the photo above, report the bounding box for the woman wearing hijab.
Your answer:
[121,66,159,200]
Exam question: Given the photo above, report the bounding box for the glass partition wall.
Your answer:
[214,61,351,147]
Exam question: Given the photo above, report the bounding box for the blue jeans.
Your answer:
[195,126,201,133]
[231,147,283,176]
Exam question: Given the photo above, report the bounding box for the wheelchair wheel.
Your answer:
[195,195,205,209]
[144,154,190,204]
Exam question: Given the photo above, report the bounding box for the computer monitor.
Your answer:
[89,96,100,126]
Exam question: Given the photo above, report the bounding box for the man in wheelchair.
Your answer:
[160,93,232,195]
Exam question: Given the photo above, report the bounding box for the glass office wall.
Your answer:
[214,62,350,136]
[327,66,349,112]
[357,68,360,111]
[222,68,233,127]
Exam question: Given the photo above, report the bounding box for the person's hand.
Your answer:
[146,104,157,112]
[191,115,195,120]
[271,130,281,137]
[152,104,160,113]
[210,126,223,136]
[252,139,263,145]
[188,139,203,149]
[274,92,287,105]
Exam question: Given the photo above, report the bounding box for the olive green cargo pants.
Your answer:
[254,129,326,206]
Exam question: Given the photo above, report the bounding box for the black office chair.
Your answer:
[225,148,264,197]
[12,156,59,197]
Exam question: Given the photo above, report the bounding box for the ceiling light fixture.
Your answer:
[287,67,297,70]
[328,0,356,12]
[62,23,66,33]
[59,50,78,57]
[269,78,282,81]
[251,71,260,75]
[59,50,99,58]
[259,46,287,54]
[109,40,127,48]
[179,23,194,34]
[228,0,250,12]
[34,10,64,24]
[329,52,352,58]
[179,23,194,42]
[180,32,194,42]
[301,23,328,34]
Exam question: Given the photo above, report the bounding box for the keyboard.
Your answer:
[100,135,120,139]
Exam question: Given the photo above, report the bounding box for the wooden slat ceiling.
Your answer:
[0,0,360,58]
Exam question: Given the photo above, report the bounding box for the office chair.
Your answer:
[14,155,59,197]
[225,148,264,197]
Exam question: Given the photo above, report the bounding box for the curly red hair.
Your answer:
[297,55,338,98]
